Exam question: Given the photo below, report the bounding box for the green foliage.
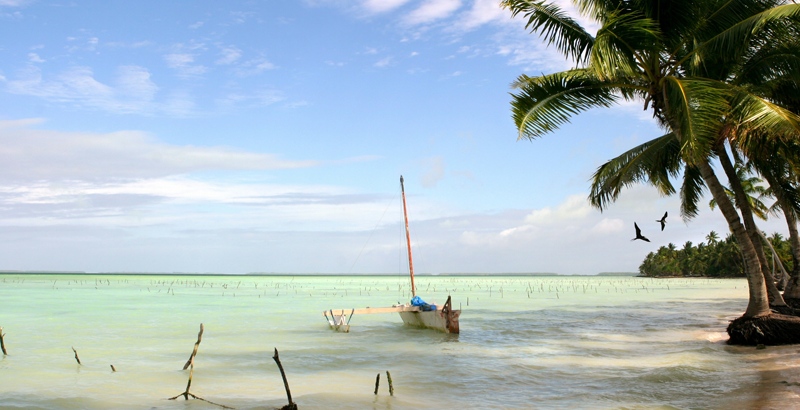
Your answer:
[500,0,595,64]
[708,163,772,220]
[639,230,794,277]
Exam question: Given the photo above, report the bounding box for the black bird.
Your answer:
[656,211,668,231]
[632,222,650,242]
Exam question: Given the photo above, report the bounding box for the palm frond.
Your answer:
[734,30,800,87]
[589,133,681,210]
[661,77,730,161]
[510,71,639,140]
[590,10,661,79]
[727,83,800,147]
[681,164,706,220]
[681,2,800,69]
[501,0,595,64]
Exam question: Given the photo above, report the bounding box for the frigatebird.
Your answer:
[632,222,650,242]
[656,211,668,231]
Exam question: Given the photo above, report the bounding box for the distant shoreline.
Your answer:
[639,275,745,279]
[0,271,640,277]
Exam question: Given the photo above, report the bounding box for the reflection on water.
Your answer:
[0,274,798,409]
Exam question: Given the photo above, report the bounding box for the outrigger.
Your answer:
[323,176,461,333]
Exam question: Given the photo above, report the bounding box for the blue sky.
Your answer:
[0,0,789,274]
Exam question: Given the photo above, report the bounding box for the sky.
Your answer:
[0,0,792,275]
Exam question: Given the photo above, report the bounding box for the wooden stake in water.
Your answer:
[183,323,203,370]
[168,325,232,409]
[272,348,298,410]
[72,346,81,365]
[374,373,380,395]
[0,327,7,355]
[386,371,394,396]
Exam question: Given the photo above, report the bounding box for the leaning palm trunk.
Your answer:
[782,209,800,300]
[759,169,800,301]
[716,147,787,306]
[697,159,771,317]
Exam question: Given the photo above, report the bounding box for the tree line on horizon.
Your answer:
[500,0,800,343]
[638,231,794,278]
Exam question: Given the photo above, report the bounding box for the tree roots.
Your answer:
[727,313,800,345]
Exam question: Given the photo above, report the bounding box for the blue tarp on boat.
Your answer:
[410,296,436,311]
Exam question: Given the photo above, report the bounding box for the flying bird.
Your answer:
[632,222,650,242]
[656,211,668,231]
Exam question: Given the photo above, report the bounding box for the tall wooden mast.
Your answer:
[400,175,416,297]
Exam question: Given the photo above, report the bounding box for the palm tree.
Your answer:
[708,164,771,221]
[501,0,800,328]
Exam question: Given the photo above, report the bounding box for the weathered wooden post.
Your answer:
[72,347,81,365]
[0,327,7,355]
[374,373,380,395]
[386,371,394,396]
[272,348,298,410]
[183,323,203,370]
[167,324,232,409]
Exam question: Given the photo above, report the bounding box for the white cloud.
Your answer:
[8,65,111,101]
[404,0,462,25]
[5,65,160,115]
[160,96,195,117]
[0,0,31,6]
[235,58,278,76]
[374,56,392,68]
[421,156,445,187]
[591,218,625,234]
[440,219,470,228]
[410,51,419,56]
[116,65,159,101]
[217,89,285,108]
[524,194,592,225]
[216,45,242,65]
[28,52,44,63]
[164,53,207,78]
[285,100,309,108]
[189,21,204,29]
[230,11,255,24]
[0,121,322,182]
[361,0,413,14]
[457,0,508,29]
[0,118,45,130]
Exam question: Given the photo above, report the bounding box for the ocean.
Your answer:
[1,274,798,409]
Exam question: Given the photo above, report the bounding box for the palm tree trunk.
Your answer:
[781,208,800,300]
[698,158,770,317]
[716,146,787,306]
[762,170,800,301]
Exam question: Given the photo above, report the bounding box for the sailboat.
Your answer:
[323,175,461,334]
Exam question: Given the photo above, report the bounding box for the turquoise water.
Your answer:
[1,274,798,409]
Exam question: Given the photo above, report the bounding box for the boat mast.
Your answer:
[400,175,416,297]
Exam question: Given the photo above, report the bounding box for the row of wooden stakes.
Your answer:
[0,324,400,410]
[1,324,296,410]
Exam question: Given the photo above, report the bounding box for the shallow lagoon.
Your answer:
[1,274,799,409]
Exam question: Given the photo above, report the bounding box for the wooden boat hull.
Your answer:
[398,309,460,333]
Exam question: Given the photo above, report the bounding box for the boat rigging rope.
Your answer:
[347,187,399,274]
